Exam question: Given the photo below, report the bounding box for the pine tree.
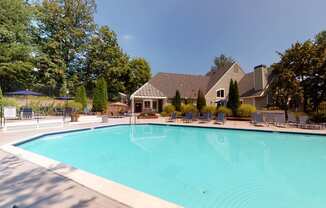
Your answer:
[92,77,108,113]
[227,79,234,110]
[75,86,88,110]
[227,79,240,116]
[196,89,206,112]
[233,81,240,115]
[172,90,181,111]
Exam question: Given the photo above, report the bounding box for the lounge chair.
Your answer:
[253,113,266,127]
[287,113,299,127]
[275,115,287,128]
[199,112,211,123]
[20,107,33,120]
[299,116,322,130]
[167,112,177,122]
[215,112,225,125]
[183,112,193,123]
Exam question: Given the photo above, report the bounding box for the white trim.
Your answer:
[133,96,167,99]
[130,82,149,98]
[205,63,246,98]
[143,99,152,109]
[216,88,225,98]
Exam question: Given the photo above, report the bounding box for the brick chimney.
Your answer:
[253,65,269,91]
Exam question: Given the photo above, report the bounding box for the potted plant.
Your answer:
[67,101,83,122]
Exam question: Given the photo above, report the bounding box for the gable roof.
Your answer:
[149,73,210,99]
[131,82,166,98]
[206,63,234,91]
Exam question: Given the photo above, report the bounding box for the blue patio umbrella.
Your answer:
[6,90,43,106]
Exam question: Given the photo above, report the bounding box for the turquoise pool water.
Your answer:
[19,124,326,208]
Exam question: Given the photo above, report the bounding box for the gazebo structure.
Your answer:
[130,82,167,114]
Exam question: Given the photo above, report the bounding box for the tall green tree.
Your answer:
[172,90,181,111]
[269,63,303,121]
[92,77,108,112]
[75,86,88,110]
[33,0,96,95]
[227,79,240,116]
[0,0,34,92]
[196,89,206,112]
[84,26,129,100]
[127,58,151,95]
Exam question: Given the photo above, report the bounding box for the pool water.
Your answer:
[19,124,326,208]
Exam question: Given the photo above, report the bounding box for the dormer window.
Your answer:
[216,88,225,98]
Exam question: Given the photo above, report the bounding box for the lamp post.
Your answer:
[63,90,69,124]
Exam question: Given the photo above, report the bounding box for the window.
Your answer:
[216,89,225,98]
[144,101,151,109]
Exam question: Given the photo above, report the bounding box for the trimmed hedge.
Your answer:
[217,106,232,116]
[237,104,256,117]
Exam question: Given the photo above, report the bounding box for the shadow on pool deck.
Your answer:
[0,151,130,208]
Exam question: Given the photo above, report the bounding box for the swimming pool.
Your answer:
[18,124,326,208]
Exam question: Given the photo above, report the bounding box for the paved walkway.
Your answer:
[0,116,325,208]
[0,150,129,208]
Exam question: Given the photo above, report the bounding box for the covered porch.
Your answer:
[130,83,167,113]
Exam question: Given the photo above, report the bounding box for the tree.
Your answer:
[272,33,326,112]
[269,63,303,121]
[127,58,151,95]
[0,87,3,106]
[84,26,129,100]
[33,0,96,95]
[0,0,34,92]
[227,79,240,116]
[172,90,181,111]
[207,54,235,76]
[75,86,88,110]
[92,77,108,112]
[196,89,206,112]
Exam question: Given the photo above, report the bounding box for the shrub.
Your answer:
[202,105,216,114]
[75,86,88,110]
[237,104,256,117]
[181,104,197,114]
[217,106,232,116]
[227,79,240,116]
[93,77,108,112]
[67,101,83,113]
[172,90,181,111]
[196,89,206,112]
[2,98,18,107]
[309,112,326,123]
[163,104,175,114]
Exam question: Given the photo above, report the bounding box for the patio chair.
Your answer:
[20,107,33,120]
[167,112,177,122]
[215,112,225,125]
[287,113,299,127]
[199,112,211,123]
[183,112,193,123]
[274,115,287,128]
[253,113,266,127]
[299,116,322,130]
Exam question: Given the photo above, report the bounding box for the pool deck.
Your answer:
[1,116,325,208]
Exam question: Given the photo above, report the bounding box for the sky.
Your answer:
[95,0,326,75]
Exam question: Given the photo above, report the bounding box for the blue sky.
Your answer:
[95,0,326,74]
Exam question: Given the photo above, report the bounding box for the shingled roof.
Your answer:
[149,73,210,99]
[131,82,166,98]
[132,63,246,99]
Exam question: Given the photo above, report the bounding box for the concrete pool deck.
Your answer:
[1,116,325,208]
